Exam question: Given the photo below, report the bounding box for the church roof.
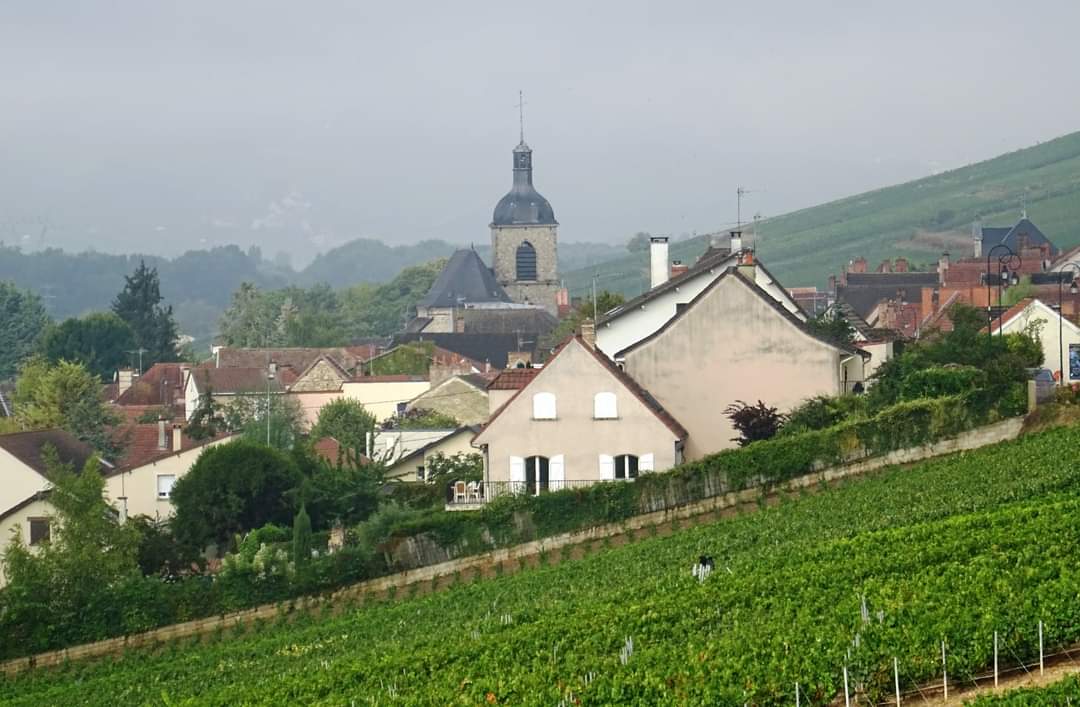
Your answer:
[492,141,557,226]
[418,250,511,308]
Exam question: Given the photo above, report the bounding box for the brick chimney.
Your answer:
[172,423,183,452]
[850,257,868,274]
[937,252,950,284]
[877,260,892,273]
[579,319,597,349]
[737,250,756,282]
[827,274,837,294]
[894,257,909,273]
[670,260,689,278]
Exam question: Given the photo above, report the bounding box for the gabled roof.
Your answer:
[981,297,1080,335]
[0,429,102,479]
[189,367,290,395]
[835,271,939,319]
[389,425,480,469]
[919,291,963,334]
[616,268,871,360]
[475,336,688,443]
[419,250,510,308]
[290,354,352,392]
[210,346,383,374]
[829,299,874,340]
[487,368,541,390]
[114,363,187,406]
[394,333,534,370]
[988,218,1058,256]
[460,307,558,335]
[110,424,233,473]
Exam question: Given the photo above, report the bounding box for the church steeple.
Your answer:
[493,140,556,226]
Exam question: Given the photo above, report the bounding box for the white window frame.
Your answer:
[532,392,557,420]
[593,392,618,419]
[157,474,177,500]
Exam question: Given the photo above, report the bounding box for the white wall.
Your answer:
[999,300,1080,383]
[341,380,432,423]
[0,448,49,517]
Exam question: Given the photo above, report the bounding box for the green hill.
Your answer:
[566,130,1080,298]
[6,424,1080,705]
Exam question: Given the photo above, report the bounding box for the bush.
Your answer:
[899,365,986,400]
[724,400,786,446]
[783,395,867,435]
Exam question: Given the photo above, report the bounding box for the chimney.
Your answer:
[649,236,670,288]
[157,418,168,451]
[972,219,983,258]
[877,260,892,273]
[850,257,868,274]
[729,231,743,252]
[172,423,183,452]
[579,319,597,349]
[937,252,950,284]
[827,274,837,294]
[894,257,909,273]
[213,345,222,368]
[737,250,756,282]
[116,369,134,397]
[670,260,689,278]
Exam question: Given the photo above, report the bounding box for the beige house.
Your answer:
[473,336,687,498]
[0,429,107,585]
[619,265,869,460]
[103,422,235,522]
[385,426,480,482]
[406,374,490,425]
[340,375,431,424]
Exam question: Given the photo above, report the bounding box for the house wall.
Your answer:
[289,391,345,429]
[596,262,802,359]
[407,377,488,425]
[488,388,516,415]
[622,274,847,460]
[340,380,431,424]
[475,340,680,484]
[999,301,1080,383]
[0,497,55,585]
[0,448,48,516]
[290,360,347,393]
[860,341,894,380]
[102,437,234,521]
[386,429,478,481]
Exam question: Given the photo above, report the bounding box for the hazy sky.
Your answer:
[2,1,1079,262]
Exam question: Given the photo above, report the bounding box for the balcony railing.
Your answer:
[445,480,597,507]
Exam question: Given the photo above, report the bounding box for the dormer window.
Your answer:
[593,392,617,419]
[532,392,556,420]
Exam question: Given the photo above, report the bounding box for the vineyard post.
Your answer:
[1039,621,1044,675]
[795,681,800,707]
[941,640,948,700]
[994,631,998,687]
[893,657,900,706]
[843,665,850,707]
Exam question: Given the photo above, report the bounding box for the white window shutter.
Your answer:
[509,456,525,484]
[640,454,655,473]
[593,392,617,419]
[532,392,556,419]
[599,454,615,481]
[550,455,565,483]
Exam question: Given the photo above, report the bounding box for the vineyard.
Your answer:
[4,425,1080,705]
[969,674,1080,705]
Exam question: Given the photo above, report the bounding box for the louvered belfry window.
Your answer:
[516,241,538,281]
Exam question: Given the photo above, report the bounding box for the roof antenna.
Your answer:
[516,90,527,144]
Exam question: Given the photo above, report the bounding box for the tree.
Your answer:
[169,440,303,550]
[724,400,786,446]
[112,260,179,367]
[221,394,305,451]
[804,313,856,347]
[0,449,141,651]
[540,290,625,349]
[288,445,384,530]
[424,452,483,484]
[38,312,136,379]
[382,407,460,430]
[0,282,50,380]
[626,232,651,253]
[12,357,124,457]
[185,390,223,441]
[292,505,312,567]
[310,398,376,460]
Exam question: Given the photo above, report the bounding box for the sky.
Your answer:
[2,1,1079,264]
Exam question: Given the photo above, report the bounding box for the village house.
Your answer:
[471,336,687,503]
[405,374,491,426]
[596,232,805,359]
[982,298,1080,384]
[619,263,869,460]
[385,426,480,482]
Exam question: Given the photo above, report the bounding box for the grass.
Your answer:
[566,130,1080,297]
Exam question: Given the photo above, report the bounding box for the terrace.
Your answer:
[444,479,597,511]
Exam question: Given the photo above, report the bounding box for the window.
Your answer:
[524,456,549,494]
[614,454,639,480]
[593,392,618,419]
[516,241,538,281]
[532,392,556,420]
[416,466,426,482]
[157,474,177,499]
[28,517,50,546]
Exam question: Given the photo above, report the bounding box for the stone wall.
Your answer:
[290,359,347,392]
[491,224,559,315]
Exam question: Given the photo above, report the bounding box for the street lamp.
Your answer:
[266,366,275,446]
[1056,263,1080,386]
[985,244,1021,342]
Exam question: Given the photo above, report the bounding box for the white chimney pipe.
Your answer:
[730,231,743,252]
[649,236,670,289]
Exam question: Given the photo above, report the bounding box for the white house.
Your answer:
[991,297,1080,384]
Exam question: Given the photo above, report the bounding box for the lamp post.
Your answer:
[266,366,275,446]
[985,244,1020,342]
[1056,263,1080,385]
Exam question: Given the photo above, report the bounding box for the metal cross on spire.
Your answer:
[516,90,527,143]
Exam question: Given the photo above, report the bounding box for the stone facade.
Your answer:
[290,359,348,393]
[407,376,489,425]
[490,224,559,315]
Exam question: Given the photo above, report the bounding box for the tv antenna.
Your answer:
[126,347,149,375]
[736,187,761,229]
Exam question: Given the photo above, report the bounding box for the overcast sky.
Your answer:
[2,1,1079,262]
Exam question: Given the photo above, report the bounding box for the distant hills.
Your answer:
[564,130,1080,298]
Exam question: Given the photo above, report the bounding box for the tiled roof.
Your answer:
[112,423,231,472]
[419,249,510,308]
[0,429,101,478]
[836,271,939,319]
[190,367,290,395]
[487,368,541,390]
[394,333,533,370]
[460,308,558,336]
[210,346,384,374]
[347,374,429,383]
[114,363,188,406]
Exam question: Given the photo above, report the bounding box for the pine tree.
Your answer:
[111,260,179,368]
[292,504,313,567]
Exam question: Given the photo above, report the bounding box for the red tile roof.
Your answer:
[487,368,541,390]
[189,367,293,394]
[210,346,384,374]
[114,363,188,406]
[0,429,101,478]
[111,422,231,472]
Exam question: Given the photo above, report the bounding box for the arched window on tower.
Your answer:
[516,241,538,281]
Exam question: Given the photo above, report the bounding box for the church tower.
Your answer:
[490,138,560,315]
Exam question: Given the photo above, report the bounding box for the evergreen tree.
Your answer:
[292,505,313,567]
[0,282,50,380]
[111,261,178,368]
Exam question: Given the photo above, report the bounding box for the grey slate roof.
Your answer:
[835,271,939,319]
[980,218,1058,256]
[418,250,510,308]
[492,142,557,226]
[461,307,558,336]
